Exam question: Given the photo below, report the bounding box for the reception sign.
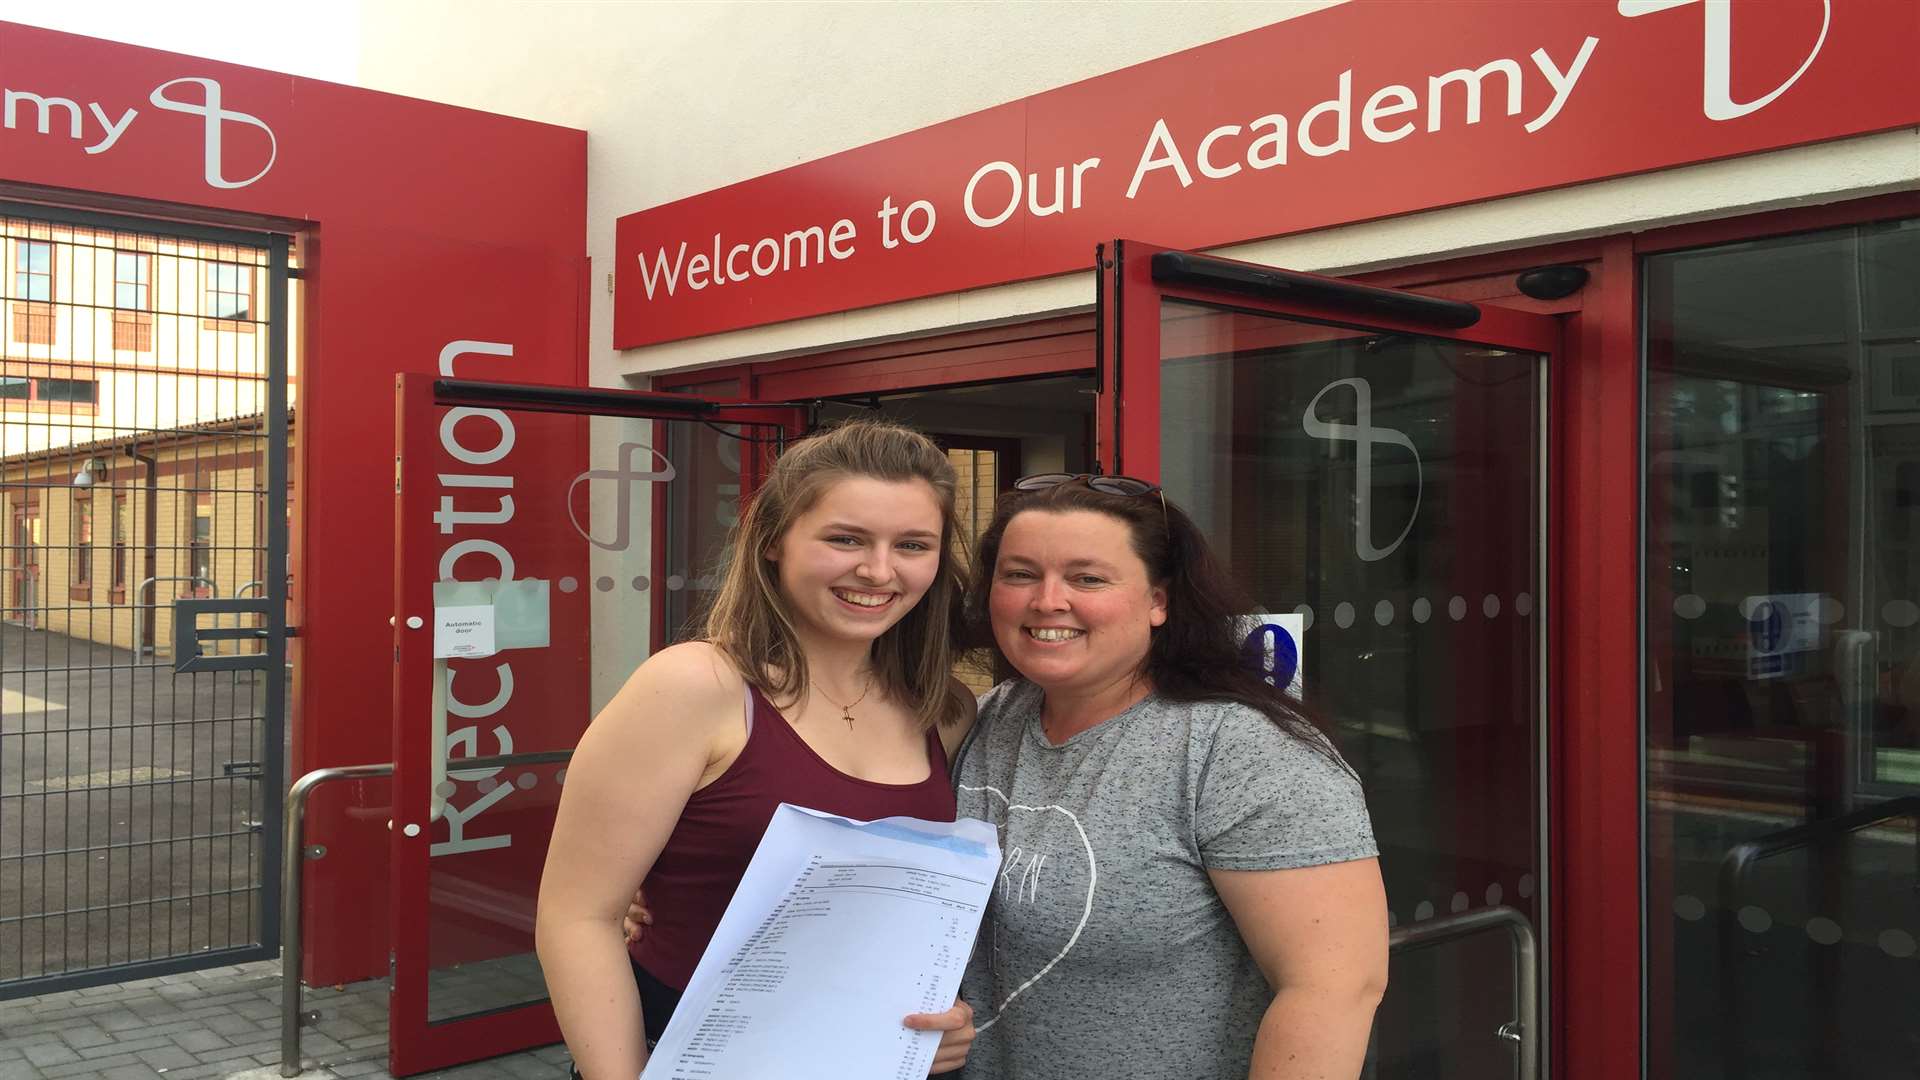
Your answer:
[615,0,1918,347]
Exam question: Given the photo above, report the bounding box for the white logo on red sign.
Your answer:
[1,75,278,190]
[1617,0,1831,121]
[148,77,278,189]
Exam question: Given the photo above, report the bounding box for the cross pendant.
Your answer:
[843,709,854,730]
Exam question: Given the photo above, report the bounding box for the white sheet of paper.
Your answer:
[432,604,495,658]
[643,804,1001,1080]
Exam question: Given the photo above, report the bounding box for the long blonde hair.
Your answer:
[700,418,968,730]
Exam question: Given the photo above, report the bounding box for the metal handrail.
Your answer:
[1720,794,1920,882]
[132,575,216,657]
[280,749,572,1077]
[1374,905,1538,1080]
[1717,795,1920,1080]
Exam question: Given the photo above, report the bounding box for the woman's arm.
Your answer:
[1210,857,1389,1080]
[536,644,740,1080]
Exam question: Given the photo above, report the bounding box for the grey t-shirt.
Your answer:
[952,679,1377,1080]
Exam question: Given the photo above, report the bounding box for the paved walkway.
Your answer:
[0,959,570,1080]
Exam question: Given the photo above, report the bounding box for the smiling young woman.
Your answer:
[536,418,980,1080]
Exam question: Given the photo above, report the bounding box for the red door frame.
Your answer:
[664,237,1630,1080]
[389,374,806,1075]
[1101,237,1563,1075]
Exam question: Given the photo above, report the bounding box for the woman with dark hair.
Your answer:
[942,473,1387,1080]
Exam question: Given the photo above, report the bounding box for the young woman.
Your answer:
[537,419,978,1080]
[946,474,1388,1080]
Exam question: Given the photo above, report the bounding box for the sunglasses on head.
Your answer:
[1011,472,1161,497]
[1011,472,1170,535]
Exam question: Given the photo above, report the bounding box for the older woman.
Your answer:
[945,473,1387,1080]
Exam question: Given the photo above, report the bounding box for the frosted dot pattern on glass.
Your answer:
[1805,917,1843,946]
[1737,906,1772,934]
[1810,596,1845,625]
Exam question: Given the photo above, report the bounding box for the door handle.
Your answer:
[173,597,272,672]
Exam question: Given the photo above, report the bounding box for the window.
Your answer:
[111,491,127,601]
[113,252,154,351]
[113,252,150,309]
[11,241,53,346]
[0,376,98,409]
[206,261,253,327]
[71,492,92,596]
[1644,216,1920,1079]
[36,378,97,405]
[13,241,50,301]
[188,491,213,595]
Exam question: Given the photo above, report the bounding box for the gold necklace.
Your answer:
[810,671,874,731]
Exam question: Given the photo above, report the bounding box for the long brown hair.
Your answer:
[700,418,968,730]
[965,479,1347,766]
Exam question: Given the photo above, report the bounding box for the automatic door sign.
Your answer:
[1745,592,1821,680]
[1240,613,1305,699]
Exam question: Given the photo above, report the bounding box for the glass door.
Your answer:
[386,374,805,1074]
[1099,241,1559,1078]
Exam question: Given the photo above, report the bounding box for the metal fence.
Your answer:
[0,201,290,997]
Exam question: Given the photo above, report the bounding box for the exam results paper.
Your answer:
[642,804,1000,1080]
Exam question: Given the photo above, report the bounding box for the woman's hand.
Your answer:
[902,998,974,1074]
[622,887,652,944]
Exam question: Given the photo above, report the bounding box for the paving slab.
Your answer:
[0,959,571,1079]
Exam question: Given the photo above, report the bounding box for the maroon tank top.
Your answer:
[630,684,956,989]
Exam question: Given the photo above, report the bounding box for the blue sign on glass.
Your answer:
[1240,613,1305,699]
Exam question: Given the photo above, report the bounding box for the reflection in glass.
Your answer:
[1158,301,1543,1078]
[1645,217,1920,1078]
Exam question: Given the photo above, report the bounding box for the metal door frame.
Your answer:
[0,199,290,997]
[1097,239,1561,1077]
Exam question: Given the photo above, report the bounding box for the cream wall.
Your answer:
[357,0,1343,381]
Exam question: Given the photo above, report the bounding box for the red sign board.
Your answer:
[615,0,1919,348]
[0,21,589,990]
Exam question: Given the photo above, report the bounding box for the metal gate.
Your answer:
[0,202,290,997]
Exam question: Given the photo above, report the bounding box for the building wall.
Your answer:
[356,0,1920,384]
[2,444,282,655]
[1,224,286,459]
